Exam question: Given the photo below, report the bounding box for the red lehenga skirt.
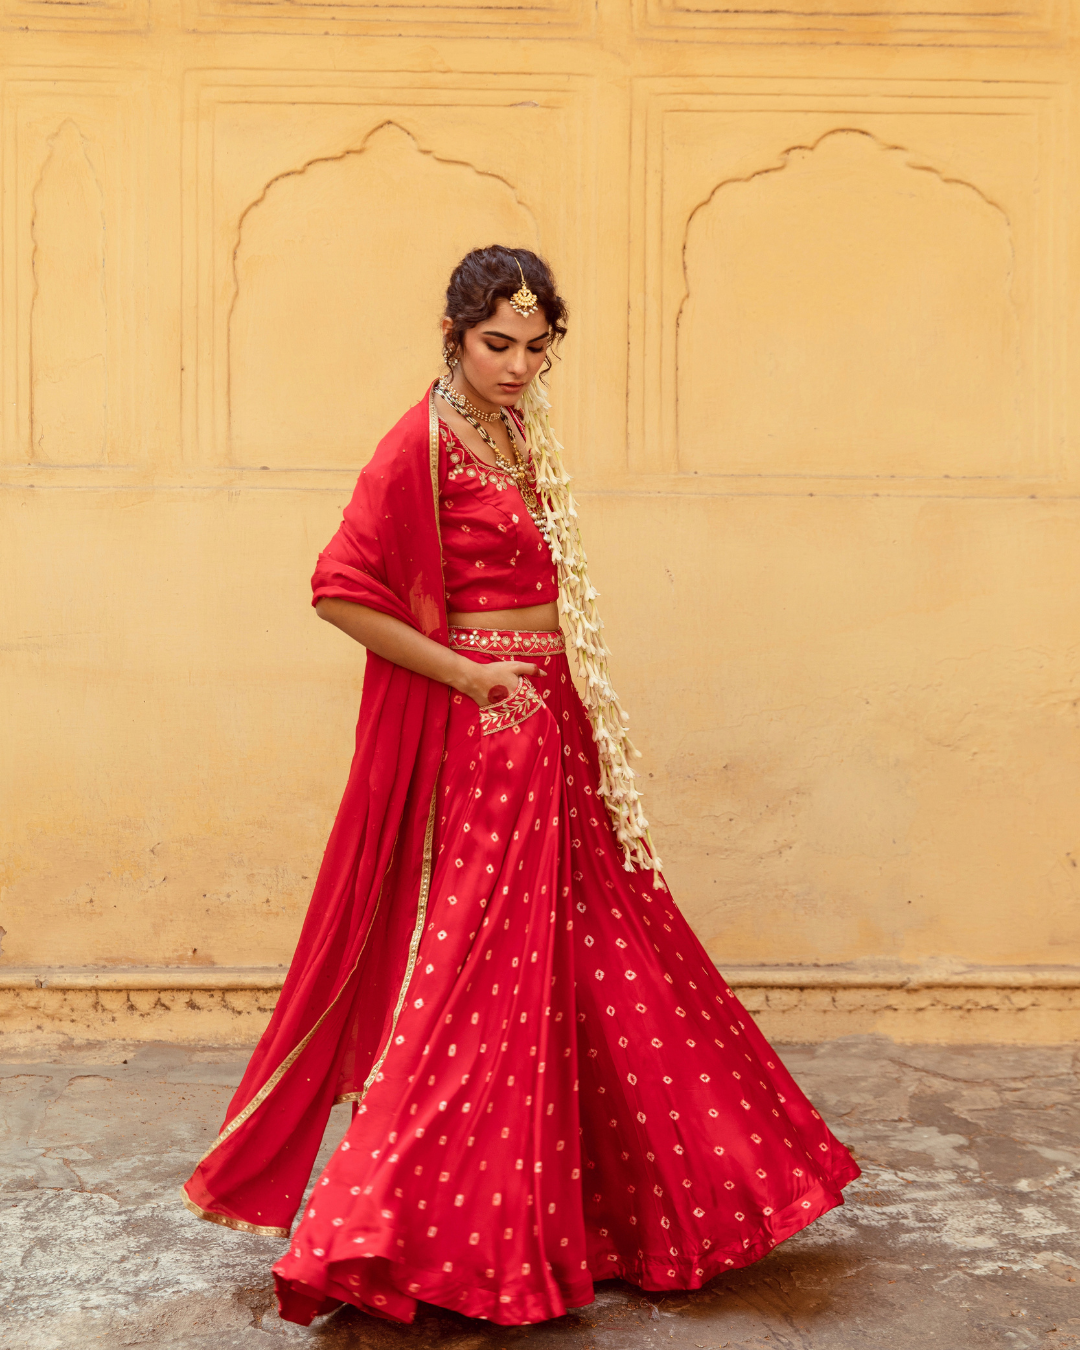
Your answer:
[272,628,860,1327]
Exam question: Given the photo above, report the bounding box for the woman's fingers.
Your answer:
[477,660,544,707]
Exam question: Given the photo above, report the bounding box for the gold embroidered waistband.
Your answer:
[449,627,565,658]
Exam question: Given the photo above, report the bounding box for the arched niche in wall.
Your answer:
[677,129,1021,480]
[228,122,538,469]
[30,120,108,465]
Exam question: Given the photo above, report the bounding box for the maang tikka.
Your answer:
[509,259,539,319]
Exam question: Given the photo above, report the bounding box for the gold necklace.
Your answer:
[437,378,502,423]
[436,383,552,547]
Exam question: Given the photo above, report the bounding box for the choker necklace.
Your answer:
[438,380,502,423]
[436,378,552,548]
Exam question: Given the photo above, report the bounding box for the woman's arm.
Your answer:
[314,598,541,708]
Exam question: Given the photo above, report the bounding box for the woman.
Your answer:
[182,246,859,1327]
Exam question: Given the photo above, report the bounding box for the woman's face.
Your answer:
[444,299,550,407]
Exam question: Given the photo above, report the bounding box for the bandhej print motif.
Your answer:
[182,385,859,1326]
[273,636,859,1325]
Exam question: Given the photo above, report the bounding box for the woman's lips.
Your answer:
[499,383,524,392]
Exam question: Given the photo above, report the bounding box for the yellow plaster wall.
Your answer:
[2,3,1079,1016]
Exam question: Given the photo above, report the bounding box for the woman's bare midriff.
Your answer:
[447,602,560,633]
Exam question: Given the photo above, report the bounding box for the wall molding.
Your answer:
[0,965,288,990]
[2,961,1078,991]
[721,963,1080,990]
[627,77,1066,492]
[3,965,1078,1046]
[633,0,1066,46]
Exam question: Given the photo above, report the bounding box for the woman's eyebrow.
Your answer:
[481,329,549,343]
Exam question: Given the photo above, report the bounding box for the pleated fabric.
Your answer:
[272,644,859,1326]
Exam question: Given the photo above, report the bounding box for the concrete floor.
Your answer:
[0,1036,1077,1350]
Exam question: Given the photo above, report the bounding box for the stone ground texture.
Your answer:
[0,1035,1077,1349]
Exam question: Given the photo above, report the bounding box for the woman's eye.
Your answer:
[486,343,510,353]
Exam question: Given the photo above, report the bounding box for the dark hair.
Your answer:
[443,246,568,377]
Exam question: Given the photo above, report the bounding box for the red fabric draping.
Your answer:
[271,643,860,1326]
[182,386,449,1237]
[183,383,861,1327]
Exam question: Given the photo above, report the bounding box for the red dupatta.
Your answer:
[182,386,448,1237]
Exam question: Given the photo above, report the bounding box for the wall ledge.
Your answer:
[3,963,1078,1045]
[0,966,288,991]
[718,962,1080,990]
[1,961,1078,991]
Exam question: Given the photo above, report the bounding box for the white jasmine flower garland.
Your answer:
[518,379,662,882]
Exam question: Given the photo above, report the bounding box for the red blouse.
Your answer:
[438,419,558,614]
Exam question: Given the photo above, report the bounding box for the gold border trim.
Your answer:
[347,388,445,1108]
[449,627,565,659]
[190,910,383,1171]
[187,386,448,1224]
[429,383,441,510]
[193,1007,319,1166]
[354,788,439,1103]
[479,677,544,736]
[180,1186,289,1238]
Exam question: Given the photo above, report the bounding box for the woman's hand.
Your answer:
[313,601,549,709]
[454,659,544,708]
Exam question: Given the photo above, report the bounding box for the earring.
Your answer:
[443,343,459,371]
